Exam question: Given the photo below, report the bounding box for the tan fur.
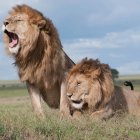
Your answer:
[67,58,140,120]
[3,5,74,117]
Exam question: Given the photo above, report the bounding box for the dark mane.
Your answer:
[10,5,66,87]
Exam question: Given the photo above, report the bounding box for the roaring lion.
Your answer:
[66,58,140,120]
[2,4,74,117]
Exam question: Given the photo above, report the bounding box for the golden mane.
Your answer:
[9,5,66,87]
[68,58,114,108]
[9,4,43,19]
[68,58,112,81]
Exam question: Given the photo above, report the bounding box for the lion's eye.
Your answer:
[15,20,23,22]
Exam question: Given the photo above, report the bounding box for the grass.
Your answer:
[0,103,140,140]
[0,75,140,140]
[0,88,27,98]
[118,74,140,80]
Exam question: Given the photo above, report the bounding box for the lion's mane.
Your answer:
[68,58,115,108]
[9,5,70,88]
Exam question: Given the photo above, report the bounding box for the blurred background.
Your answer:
[0,0,140,90]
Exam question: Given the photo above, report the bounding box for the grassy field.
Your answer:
[0,88,27,98]
[0,104,140,140]
[0,75,140,140]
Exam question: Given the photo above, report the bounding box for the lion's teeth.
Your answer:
[2,25,6,31]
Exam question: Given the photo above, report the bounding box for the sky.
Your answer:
[0,0,140,80]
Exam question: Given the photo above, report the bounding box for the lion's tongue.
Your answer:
[9,39,18,48]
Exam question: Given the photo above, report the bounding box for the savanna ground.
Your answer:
[0,75,140,140]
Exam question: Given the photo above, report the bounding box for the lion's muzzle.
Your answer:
[69,96,84,109]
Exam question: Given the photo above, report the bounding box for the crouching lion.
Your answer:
[66,58,140,120]
[2,4,74,117]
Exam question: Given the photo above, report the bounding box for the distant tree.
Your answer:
[111,68,119,79]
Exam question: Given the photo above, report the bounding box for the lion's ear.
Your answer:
[37,20,46,29]
[92,68,101,79]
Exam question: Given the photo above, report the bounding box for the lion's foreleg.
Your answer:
[90,106,113,121]
[72,110,82,120]
[60,81,71,118]
[26,83,44,118]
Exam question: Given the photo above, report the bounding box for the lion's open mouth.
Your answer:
[4,30,19,48]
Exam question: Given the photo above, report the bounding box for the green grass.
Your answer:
[0,103,140,140]
[118,74,140,80]
[0,76,140,140]
[0,88,28,98]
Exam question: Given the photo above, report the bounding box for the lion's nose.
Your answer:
[4,21,9,26]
